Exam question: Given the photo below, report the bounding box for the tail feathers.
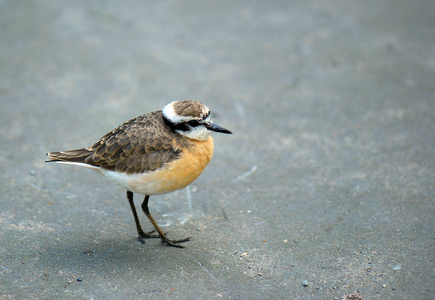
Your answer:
[46,148,93,163]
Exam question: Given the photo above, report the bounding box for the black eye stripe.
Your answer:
[163,114,206,132]
[188,120,200,127]
[163,115,189,132]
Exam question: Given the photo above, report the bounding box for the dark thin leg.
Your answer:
[141,195,191,248]
[126,191,159,243]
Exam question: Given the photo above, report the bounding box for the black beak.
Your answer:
[205,122,232,134]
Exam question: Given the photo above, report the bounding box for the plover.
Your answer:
[46,100,232,248]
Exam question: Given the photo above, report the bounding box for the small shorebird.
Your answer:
[46,100,232,248]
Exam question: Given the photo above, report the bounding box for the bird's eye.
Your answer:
[188,120,200,127]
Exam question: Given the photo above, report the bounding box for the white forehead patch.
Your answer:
[162,101,210,123]
[162,101,192,123]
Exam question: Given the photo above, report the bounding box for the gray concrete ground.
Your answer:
[1,1,434,299]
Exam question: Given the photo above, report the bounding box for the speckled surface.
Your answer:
[1,1,434,299]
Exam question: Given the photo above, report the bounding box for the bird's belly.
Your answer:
[101,137,214,195]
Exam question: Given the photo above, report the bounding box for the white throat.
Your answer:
[179,126,212,141]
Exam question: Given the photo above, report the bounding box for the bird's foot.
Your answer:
[137,230,160,244]
[161,236,191,248]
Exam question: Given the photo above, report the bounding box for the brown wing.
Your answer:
[48,110,191,174]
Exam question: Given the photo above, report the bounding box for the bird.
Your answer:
[46,100,232,248]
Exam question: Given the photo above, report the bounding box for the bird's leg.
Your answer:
[141,195,191,248]
[126,191,159,243]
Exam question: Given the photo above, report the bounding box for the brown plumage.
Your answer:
[47,111,193,174]
[46,100,232,248]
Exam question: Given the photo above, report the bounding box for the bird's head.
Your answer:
[162,100,232,141]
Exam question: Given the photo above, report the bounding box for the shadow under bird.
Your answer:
[46,100,232,248]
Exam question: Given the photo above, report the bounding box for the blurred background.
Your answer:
[1,1,434,299]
